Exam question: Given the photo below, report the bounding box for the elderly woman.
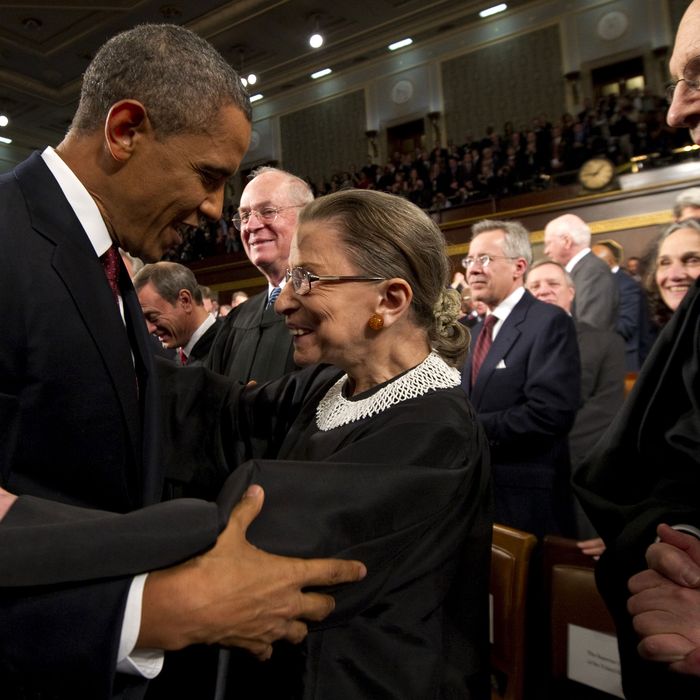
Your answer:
[160,189,492,699]
[645,218,700,327]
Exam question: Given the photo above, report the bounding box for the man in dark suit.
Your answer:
[575,2,700,695]
[461,219,580,537]
[133,262,221,366]
[0,24,363,700]
[525,260,625,538]
[544,213,619,331]
[592,239,653,370]
[207,167,313,384]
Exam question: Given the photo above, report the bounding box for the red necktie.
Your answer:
[471,314,498,387]
[178,348,188,366]
[101,245,121,304]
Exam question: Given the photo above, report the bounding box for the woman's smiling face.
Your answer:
[655,227,700,311]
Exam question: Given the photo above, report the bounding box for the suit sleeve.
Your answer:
[477,310,581,448]
[615,276,641,342]
[574,261,619,331]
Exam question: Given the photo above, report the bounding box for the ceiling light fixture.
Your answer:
[388,38,413,51]
[250,94,263,103]
[311,68,332,79]
[0,115,8,127]
[0,136,12,144]
[309,14,324,49]
[238,49,257,89]
[479,3,507,18]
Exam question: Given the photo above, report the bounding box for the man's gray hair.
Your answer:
[545,214,591,247]
[71,24,251,137]
[133,261,202,305]
[247,166,314,206]
[471,219,533,265]
[526,259,575,288]
[673,187,700,219]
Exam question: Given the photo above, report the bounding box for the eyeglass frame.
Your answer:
[666,55,700,104]
[462,254,518,270]
[232,204,304,231]
[285,266,386,296]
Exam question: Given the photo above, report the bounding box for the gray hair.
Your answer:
[526,259,575,288]
[71,24,251,137]
[545,214,591,247]
[247,166,314,206]
[471,219,533,265]
[133,261,202,305]
[673,187,700,219]
[299,189,470,367]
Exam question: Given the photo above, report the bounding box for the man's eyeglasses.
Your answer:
[232,205,303,231]
[462,254,517,269]
[666,55,700,103]
[285,267,386,296]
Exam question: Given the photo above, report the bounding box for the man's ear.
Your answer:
[513,258,528,280]
[376,278,413,327]
[104,100,149,162]
[177,289,194,311]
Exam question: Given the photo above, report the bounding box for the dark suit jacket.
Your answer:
[187,317,222,366]
[613,268,648,371]
[570,251,619,331]
[462,290,580,536]
[574,277,700,699]
[569,322,625,538]
[0,152,165,699]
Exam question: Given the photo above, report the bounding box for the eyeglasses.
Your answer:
[462,254,517,269]
[666,55,700,104]
[232,204,303,231]
[285,267,386,296]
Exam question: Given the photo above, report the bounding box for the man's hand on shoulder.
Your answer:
[137,484,366,660]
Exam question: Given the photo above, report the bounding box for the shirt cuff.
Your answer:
[117,574,164,678]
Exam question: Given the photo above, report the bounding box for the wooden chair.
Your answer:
[543,536,619,699]
[490,523,537,700]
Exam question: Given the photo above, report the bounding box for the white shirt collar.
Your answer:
[41,146,113,258]
[565,247,591,273]
[182,313,217,357]
[267,278,287,297]
[488,286,526,339]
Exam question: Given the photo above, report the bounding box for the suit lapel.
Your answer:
[470,292,531,406]
[16,153,146,493]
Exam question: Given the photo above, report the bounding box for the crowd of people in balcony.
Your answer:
[165,88,692,266]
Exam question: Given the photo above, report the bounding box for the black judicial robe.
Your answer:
[159,361,493,700]
[206,289,296,384]
[575,277,700,698]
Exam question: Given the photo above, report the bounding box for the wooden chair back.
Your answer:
[490,523,537,700]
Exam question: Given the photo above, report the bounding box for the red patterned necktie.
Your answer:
[470,313,498,387]
[178,348,188,366]
[101,245,121,304]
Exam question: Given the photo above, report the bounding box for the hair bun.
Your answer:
[433,288,462,338]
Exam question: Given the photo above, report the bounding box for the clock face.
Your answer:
[579,158,615,190]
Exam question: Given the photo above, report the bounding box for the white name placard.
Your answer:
[567,624,624,698]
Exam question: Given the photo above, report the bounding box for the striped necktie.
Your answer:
[470,314,498,387]
[267,286,281,309]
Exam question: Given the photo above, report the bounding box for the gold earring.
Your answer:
[368,313,384,331]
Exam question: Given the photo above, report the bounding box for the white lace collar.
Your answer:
[315,351,460,431]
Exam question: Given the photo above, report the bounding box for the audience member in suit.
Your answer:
[133,262,221,367]
[461,220,580,538]
[206,167,313,384]
[0,24,364,700]
[525,260,625,539]
[544,213,619,331]
[575,6,700,692]
[592,239,653,370]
